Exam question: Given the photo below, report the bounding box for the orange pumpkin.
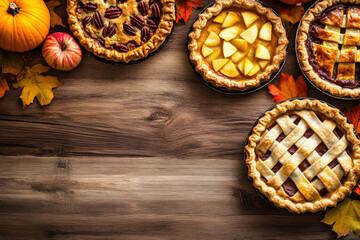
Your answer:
[0,0,50,52]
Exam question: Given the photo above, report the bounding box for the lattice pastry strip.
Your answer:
[255,110,351,201]
[309,9,360,81]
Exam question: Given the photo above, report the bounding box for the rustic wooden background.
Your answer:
[0,0,359,239]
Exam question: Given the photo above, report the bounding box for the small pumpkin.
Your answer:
[0,0,50,52]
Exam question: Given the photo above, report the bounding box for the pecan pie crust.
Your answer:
[245,99,360,213]
[188,0,288,91]
[67,0,175,63]
[297,0,360,98]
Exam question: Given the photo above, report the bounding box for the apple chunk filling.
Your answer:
[198,9,277,79]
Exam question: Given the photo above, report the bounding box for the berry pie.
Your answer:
[298,0,360,98]
[67,0,175,62]
[245,99,360,213]
[188,0,288,91]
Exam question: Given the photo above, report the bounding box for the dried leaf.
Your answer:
[1,51,25,76]
[0,74,9,99]
[268,73,307,103]
[12,64,62,108]
[46,0,66,28]
[276,4,305,29]
[321,199,360,238]
[343,104,360,134]
[176,0,202,23]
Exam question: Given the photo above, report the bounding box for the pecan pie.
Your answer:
[67,0,175,62]
[188,0,288,91]
[245,99,360,213]
[297,0,360,98]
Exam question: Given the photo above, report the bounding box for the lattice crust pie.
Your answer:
[297,0,360,98]
[188,0,288,91]
[67,0,175,62]
[245,99,360,213]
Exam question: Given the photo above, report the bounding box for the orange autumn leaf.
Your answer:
[268,73,307,103]
[276,4,305,29]
[343,104,360,134]
[46,0,66,28]
[12,64,62,108]
[176,0,202,23]
[321,199,360,238]
[0,74,9,99]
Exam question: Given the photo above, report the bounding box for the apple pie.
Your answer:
[298,0,360,98]
[67,0,175,62]
[188,0,288,91]
[245,99,360,213]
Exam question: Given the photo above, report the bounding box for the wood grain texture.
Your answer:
[0,0,359,239]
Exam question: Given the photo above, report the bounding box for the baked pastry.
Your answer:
[67,0,175,62]
[245,99,360,213]
[188,0,288,91]
[297,0,360,98]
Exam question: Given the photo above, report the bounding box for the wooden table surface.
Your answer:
[0,0,359,239]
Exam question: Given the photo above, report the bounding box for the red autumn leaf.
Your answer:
[343,104,360,134]
[278,0,313,5]
[355,184,360,196]
[0,74,9,99]
[176,0,202,23]
[268,73,307,103]
[276,3,305,29]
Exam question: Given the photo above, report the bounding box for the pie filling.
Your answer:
[255,111,353,202]
[196,8,279,80]
[76,0,162,53]
[307,4,360,88]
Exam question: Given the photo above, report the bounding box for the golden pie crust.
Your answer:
[188,0,288,91]
[245,99,360,213]
[67,0,175,63]
[297,0,360,98]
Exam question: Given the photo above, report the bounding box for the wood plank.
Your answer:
[0,156,338,239]
[0,0,358,239]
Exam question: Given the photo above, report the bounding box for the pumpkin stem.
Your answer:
[7,2,20,17]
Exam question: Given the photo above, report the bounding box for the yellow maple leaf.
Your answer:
[321,199,360,238]
[46,0,66,28]
[12,64,62,108]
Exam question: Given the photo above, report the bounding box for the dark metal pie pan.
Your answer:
[187,0,288,95]
[295,0,360,100]
[243,97,360,214]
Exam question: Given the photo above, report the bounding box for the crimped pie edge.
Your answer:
[67,0,176,63]
[245,99,360,213]
[188,0,289,91]
[297,0,360,99]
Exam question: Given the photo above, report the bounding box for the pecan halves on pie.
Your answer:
[103,24,116,37]
[82,16,92,26]
[105,7,122,19]
[83,3,97,10]
[123,22,137,35]
[146,18,157,28]
[114,43,129,52]
[137,1,149,16]
[130,15,145,29]
[151,3,161,19]
[93,11,105,29]
[141,27,151,42]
